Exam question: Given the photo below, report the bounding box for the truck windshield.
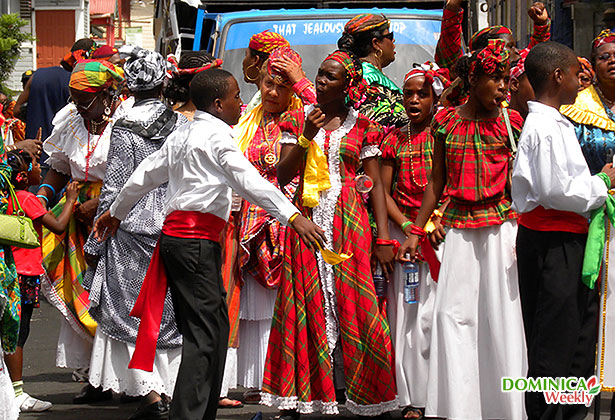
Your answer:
[218,16,441,102]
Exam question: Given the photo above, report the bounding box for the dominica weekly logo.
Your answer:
[502,376,601,407]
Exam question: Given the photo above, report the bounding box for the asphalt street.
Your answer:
[13,298,614,420]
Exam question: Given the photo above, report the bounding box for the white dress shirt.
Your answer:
[110,110,299,225]
[511,101,608,218]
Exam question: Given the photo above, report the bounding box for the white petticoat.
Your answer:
[237,274,276,389]
[386,222,438,409]
[88,329,181,397]
[220,347,237,398]
[425,220,527,420]
[0,357,18,420]
[56,318,92,369]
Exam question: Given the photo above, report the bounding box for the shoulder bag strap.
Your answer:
[0,171,26,216]
[502,107,517,154]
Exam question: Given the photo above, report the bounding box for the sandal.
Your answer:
[401,406,424,420]
[218,397,244,408]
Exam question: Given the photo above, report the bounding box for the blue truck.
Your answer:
[156,1,444,101]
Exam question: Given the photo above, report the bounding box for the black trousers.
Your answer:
[160,234,229,420]
[516,226,598,420]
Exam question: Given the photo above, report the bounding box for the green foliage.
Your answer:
[0,14,34,93]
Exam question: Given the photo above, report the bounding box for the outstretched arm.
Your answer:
[435,0,465,72]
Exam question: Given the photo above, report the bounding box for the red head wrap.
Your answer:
[324,50,366,105]
[403,62,451,96]
[468,25,513,51]
[470,38,510,76]
[266,47,302,86]
[343,13,389,34]
[61,42,98,70]
[593,29,615,51]
[92,45,119,61]
[249,30,290,55]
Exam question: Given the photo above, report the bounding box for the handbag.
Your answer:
[0,171,40,249]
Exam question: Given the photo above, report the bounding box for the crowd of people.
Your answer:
[1,0,615,419]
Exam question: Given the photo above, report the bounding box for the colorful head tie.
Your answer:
[167,55,223,76]
[324,50,366,105]
[249,30,290,55]
[61,42,98,70]
[593,29,615,51]
[343,13,390,34]
[69,59,124,93]
[468,25,513,51]
[404,61,451,97]
[578,56,595,80]
[470,38,510,76]
[92,45,119,61]
[267,47,302,86]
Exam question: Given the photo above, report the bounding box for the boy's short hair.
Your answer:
[525,41,578,94]
[190,68,233,111]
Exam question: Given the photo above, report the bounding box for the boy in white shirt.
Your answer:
[512,42,615,419]
[93,68,325,420]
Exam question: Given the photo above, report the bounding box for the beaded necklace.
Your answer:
[85,120,108,181]
[406,124,428,188]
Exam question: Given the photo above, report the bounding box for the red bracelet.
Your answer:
[410,224,427,237]
[375,238,399,247]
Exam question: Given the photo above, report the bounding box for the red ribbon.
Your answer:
[128,211,226,371]
[375,238,400,255]
[419,236,441,282]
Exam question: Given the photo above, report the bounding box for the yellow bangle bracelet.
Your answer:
[288,212,300,224]
[297,135,311,149]
[433,209,444,218]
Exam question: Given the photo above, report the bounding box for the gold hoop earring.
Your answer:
[375,49,383,59]
[245,63,260,82]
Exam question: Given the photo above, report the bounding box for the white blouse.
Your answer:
[43,97,134,182]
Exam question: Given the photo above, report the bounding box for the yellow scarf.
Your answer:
[301,137,331,208]
[233,95,304,152]
[560,85,615,132]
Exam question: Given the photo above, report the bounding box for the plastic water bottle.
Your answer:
[403,257,420,304]
[373,263,386,298]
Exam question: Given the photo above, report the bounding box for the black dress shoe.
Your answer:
[127,400,170,420]
[73,384,113,404]
[120,393,144,404]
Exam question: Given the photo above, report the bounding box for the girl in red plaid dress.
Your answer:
[399,39,527,420]
[262,50,397,419]
[380,63,450,419]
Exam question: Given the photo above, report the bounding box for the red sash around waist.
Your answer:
[519,205,589,234]
[128,211,226,371]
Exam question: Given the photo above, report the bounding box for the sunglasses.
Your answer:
[381,32,395,41]
[597,52,615,62]
[68,94,100,112]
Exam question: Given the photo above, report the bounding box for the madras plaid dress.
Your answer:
[432,107,523,229]
[262,108,397,415]
[0,130,20,354]
[42,182,101,337]
[381,128,435,221]
[238,113,297,289]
